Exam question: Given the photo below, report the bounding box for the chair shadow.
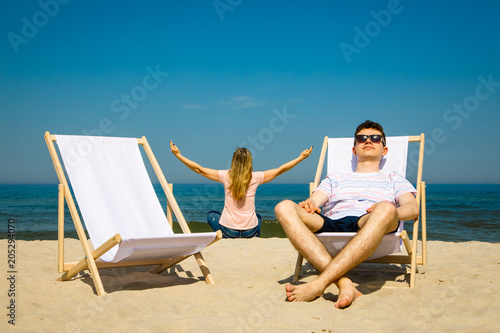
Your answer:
[72,264,201,294]
[278,261,410,300]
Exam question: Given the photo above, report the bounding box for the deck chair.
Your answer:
[293,134,427,288]
[44,132,222,296]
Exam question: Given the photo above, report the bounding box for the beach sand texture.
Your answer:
[1,238,499,332]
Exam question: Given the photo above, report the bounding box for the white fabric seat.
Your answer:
[56,135,217,263]
[293,134,427,288]
[45,132,221,295]
[317,136,409,261]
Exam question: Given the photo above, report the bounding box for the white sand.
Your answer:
[1,238,499,332]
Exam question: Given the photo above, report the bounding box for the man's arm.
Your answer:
[298,190,329,214]
[395,192,419,221]
[365,192,419,221]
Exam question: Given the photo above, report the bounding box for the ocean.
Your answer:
[1,183,499,243]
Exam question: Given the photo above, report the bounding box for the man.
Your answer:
[274,120,418,308]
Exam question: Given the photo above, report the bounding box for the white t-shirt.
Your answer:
[313,172,416,220]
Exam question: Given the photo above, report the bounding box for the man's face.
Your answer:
[352,128,388,161]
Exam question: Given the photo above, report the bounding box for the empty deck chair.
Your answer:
[45,132,222,295]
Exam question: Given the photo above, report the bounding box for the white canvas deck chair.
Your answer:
[45,132,222,296]
[293,134,427,288]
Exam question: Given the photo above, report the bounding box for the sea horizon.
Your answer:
[1,183,499,243]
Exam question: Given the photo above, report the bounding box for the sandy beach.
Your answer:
[1,238,499,332]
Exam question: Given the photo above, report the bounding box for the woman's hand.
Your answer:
[263,146,314,183]
[169,141,220,181]
[300,146,313,160]
[170,141,181,157]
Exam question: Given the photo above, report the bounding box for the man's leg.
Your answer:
[275,199,361,304]
[274,200,332,274]
[279,201,398,307]
[276,200,349,302]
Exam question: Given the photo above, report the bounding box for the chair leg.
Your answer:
[88,258,106,296]
[58,184,65,273]
[401,230,419,287]
[421,181,427,266]
[61,254,106,295]
[293,253,304,282]
[401,230,411,255]
[410,252,417,288]
[61,252,106,296]
[62,234,121,296]
[194,253,216,284]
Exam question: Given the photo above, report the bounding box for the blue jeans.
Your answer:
[207,211,262,238]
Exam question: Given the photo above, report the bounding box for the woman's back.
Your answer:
[218,170,264,230]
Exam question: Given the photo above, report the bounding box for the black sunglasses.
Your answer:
[355,134,385,145]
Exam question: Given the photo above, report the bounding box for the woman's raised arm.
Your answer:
[170,141,219,182]
[263,147,313,183]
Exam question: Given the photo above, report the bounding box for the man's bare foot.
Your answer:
[285,282,324,302]
[334,277,362,309]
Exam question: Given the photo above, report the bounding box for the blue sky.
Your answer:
[1,0,499,184]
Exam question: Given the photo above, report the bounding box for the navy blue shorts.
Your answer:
[315,214,365,233]
[315,213,399,233]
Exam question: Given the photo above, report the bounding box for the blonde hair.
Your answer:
[228,148,253,201]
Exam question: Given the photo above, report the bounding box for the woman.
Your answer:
[170,141,312,238]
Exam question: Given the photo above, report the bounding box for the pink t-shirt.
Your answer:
[218,170,265,230]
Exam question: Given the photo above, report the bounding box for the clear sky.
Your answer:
[1,0,499,184]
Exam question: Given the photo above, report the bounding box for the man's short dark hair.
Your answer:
[354,120,386,146]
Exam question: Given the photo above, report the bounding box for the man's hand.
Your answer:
[366,202,396,214]
[299,199,321,214]
[366,204,376,213]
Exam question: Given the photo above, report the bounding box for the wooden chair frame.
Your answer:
[45,132,221,296]
[293,134,427,288]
